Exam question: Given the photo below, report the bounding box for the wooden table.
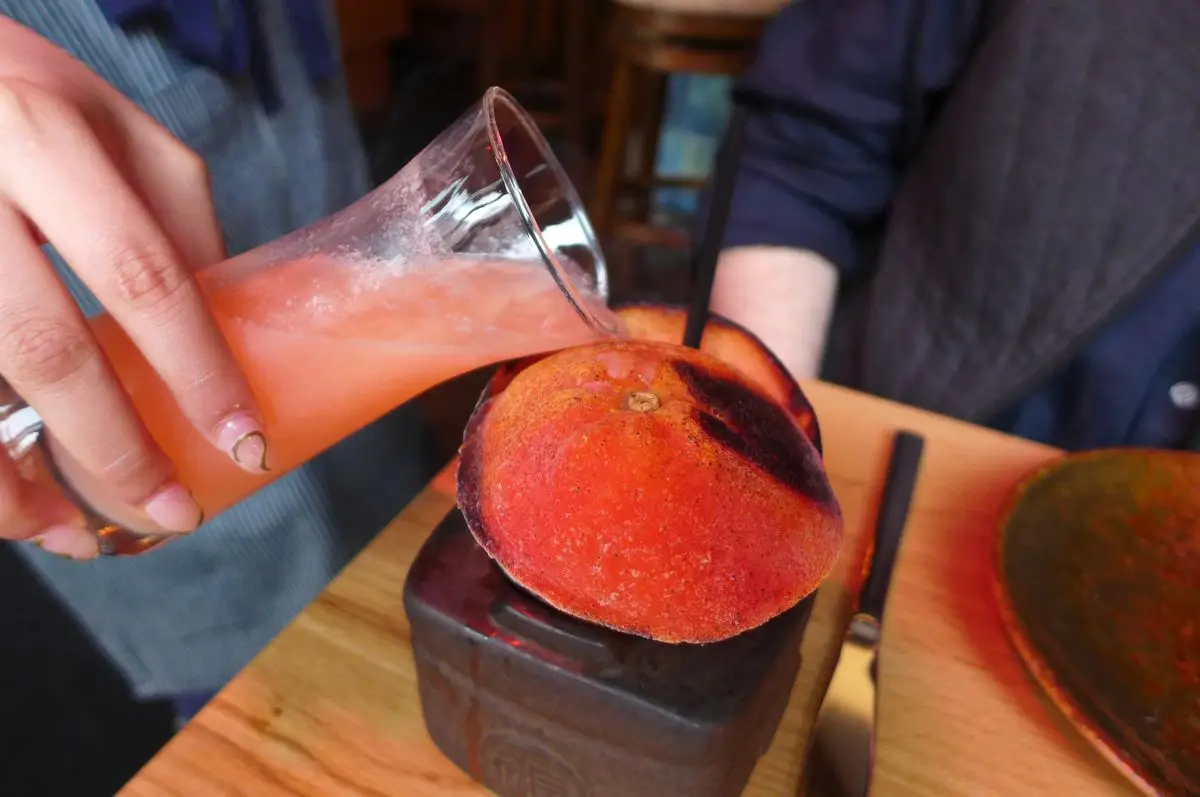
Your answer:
[118,382,1141,796]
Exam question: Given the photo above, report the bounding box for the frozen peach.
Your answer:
[457,337,843,644]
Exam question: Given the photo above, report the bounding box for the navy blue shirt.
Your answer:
[97,0,338,112]
[724,0,1200,451]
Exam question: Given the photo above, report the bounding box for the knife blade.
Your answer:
[804,430,925,797]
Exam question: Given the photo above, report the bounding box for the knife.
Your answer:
[804,430,926,797]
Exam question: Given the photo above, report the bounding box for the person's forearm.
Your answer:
[709,246,839,381]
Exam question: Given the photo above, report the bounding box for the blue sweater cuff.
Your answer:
[722,172,861,276]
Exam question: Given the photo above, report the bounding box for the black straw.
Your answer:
[1188,406,1200,452]
[683,102,750,349]
[859,430,926,623]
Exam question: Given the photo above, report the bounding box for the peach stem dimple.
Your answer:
[625,391,661,412]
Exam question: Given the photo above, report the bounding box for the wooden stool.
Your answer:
[411,0,600,161]
[590,0,784,263]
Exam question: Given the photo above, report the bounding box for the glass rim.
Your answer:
[482,86,618,336]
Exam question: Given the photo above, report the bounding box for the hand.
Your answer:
[0,18,266,559]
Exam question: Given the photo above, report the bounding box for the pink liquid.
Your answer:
[68,254,613,531]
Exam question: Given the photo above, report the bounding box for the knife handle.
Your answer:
[859,430,926,623]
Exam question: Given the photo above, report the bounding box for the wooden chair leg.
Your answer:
[479,0,507,91]
[534,0,556,64]
[591,56,635,241]
[637,69,668,222]
[562,0,589,153]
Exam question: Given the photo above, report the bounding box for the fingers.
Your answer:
[0,77,270,476]
[0,442,100,560]
[0,203,201,532]
[0,18,226,269]
[0,448,90,552]
[101,94,228,272]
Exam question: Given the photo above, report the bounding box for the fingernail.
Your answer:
[33,526,100,561]
[143,483,204,533]
[215,412,270,474]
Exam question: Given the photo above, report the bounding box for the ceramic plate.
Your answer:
[995,449,1199,796]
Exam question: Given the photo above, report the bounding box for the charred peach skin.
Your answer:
[616,303,822,453]
[483,302,822,454]
[458,338,843,644]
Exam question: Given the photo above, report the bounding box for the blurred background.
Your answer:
[0,1,789,794]
[383,0,773,469]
